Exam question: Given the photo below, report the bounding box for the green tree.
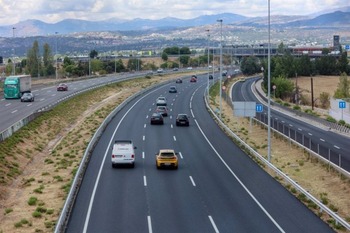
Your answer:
[271,75,294,99]
[90,50,98,59]
[26,40,40,77]
[42,43,55,76]
[334,73,350,99]
[180,47,191,54]
[179,55,190,66]
[63,57,74,68]
[240,56,260,75]
[161,52,168,61]
[337,52,349,74]
[127,58,142,71]
[315,56,337,75]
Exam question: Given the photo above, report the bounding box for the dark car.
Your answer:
[169,86,177,93]
[209,74,213,80]
[176,114,189,126]
[175,79,182,83]
[21,92,34,102]
[57,83,68,91]
[150,113,164,125]
[190,75,197,82]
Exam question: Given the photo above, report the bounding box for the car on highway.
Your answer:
[173,67,178,71]
[209,74,213,80]
[169,86,177,93]
[156,106,168,116]
[175,78,182,83]
[176,114,189,126]
[190,75,197,82]
[57,83,68,91]
[157,68,164,73]
[156,149,178,169]
[150,113,164,125]
[187,67,193,70]
[20,92,35,102]
[111,140,136,168]
[156,96,167,106]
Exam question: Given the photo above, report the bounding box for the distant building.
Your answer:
[333,35,340,51]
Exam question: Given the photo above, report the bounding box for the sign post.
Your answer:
[339,101,346,120]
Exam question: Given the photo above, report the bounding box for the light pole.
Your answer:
[206,29,210,95]
[217,19,223,119]
[55,32,58,80]
[267,0,272,162]
[12,27,16,75]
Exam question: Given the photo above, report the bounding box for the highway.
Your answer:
[0,72,155,134]
[232,78,350,172]
[65,74,333,232]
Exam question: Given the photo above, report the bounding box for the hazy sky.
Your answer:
[0,0,348,26]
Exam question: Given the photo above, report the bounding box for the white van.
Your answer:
[111,140,136,168]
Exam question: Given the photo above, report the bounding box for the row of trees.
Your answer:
[5,43,209,78]
[239,47,350,104]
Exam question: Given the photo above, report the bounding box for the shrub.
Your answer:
[32,211,42,218]
[293,105,301,110]
[28,196,38,206]
[326,116,337,123]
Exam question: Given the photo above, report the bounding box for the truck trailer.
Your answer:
[4,75,32,99]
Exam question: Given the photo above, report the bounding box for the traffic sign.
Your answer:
[256,104,263,112]
[339,101,346,109]
[345,45,350,51]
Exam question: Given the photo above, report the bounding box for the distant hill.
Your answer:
[0,13,247,37]
[0,11,349,37]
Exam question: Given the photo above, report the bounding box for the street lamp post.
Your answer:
[12,27,16,75]
[55,32,59,80]
[217,19,223,119]
[267,0,272,162]
[206,29,210,96]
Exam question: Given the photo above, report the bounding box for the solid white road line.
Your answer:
[208,215,219,233]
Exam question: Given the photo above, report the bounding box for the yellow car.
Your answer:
[156,149,178,169]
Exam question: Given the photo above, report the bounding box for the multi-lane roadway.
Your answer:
[65,74,333,232]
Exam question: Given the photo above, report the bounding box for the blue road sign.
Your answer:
[345,45,350,51]
[256,104,263,112]
[339,101,346,109]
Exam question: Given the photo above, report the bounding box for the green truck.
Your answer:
[4,75,32,99]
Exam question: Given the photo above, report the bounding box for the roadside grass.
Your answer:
[0,74,172,232]
[209,77,350,232]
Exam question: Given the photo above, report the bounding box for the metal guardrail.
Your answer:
[254,78,350,135]
[205,81,350,230]
[251,79,350,178]
[0,74,146,142]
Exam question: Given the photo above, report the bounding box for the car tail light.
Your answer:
[132,154,134,158]
[112,154,115,158]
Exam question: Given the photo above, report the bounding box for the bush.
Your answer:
[293,105,301,110]
[28,196,38,206]
[338,120,346,126]
[326,116,337,123]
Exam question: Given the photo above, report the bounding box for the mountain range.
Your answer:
[1,8,350,37]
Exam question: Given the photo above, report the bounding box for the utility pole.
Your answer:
[206,29,210,96]
[217,19,223,119]
[55,32,59,80]
[267,0,272,162]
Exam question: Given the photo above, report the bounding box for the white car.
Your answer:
[111,140,136,168]
[157,68,164,73]
[156,96,167,106]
